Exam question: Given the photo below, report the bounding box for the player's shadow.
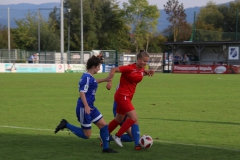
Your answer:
[141,118,240,126]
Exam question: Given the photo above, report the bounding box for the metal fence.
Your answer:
[0,49,164,72]
[0,49,122,65]
[0,49,92,64]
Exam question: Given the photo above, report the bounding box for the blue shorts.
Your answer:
[76,103,102,130]
[113,101,117,117]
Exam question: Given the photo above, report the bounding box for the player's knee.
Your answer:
[131,117,138,122]
[116,119,123,124]
[96,119,107,129]
[83,130,91,138]
[84,132,91,138]
[98,123,106,129]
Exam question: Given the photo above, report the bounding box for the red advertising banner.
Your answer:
[173,65,228,74]
[231,65,240,74]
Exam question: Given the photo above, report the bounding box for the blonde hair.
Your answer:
[136,50,150,59]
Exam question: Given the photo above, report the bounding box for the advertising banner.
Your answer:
[103,64,115,73]
[173,65,228,74]
[230,65,240,74]
[64,64,103,73]
[228,47,239,60]
[0,63,4,72]
[3,63,56,73]
[149,54,163,72]
[56,64,64,73]
[64,64,86,73]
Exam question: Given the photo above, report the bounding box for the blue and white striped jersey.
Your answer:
[78,72,98,107]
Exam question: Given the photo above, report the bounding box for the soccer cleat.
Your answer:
[135,144,142,150]
[112,135,123,147]
[102,148,118,153]
[54,119,68,134]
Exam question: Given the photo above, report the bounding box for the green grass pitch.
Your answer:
[0,73,240,159]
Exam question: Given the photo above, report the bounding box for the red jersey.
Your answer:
[116,63,144,96]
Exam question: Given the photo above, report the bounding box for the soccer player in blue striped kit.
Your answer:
[54,56,117,153]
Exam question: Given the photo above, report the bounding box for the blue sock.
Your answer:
[121,134,133,142]
[100,125,109,150]
[109,134,132,142]
[66,123,88,139]
[131,124,140,146]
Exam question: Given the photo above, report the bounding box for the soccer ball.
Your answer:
[139,135,153,149]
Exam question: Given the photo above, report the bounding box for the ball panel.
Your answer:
[139,135,153,149]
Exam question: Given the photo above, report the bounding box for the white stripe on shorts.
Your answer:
[79,107,84,124]
[92,114,102,123]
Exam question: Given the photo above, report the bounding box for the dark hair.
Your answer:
[137,50,150,59]
[86,56,101,70]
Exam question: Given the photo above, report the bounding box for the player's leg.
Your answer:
[109,94,132,135]
[54,119,88,139]
[115,111,141,150]
[114,110,137,139]
[118,116,133,142]
[55,105,90,139]
[111,95,137,147]
[112,101,133,142]
[131,123,141,150]
[94,109,117,153]
[108,100,124,134]
[108,113,125,134]
[125,110,141,150]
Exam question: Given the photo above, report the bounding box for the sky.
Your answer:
[0,0,235,9]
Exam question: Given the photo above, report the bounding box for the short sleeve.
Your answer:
[79,76,90,93]
[119,65,132,74]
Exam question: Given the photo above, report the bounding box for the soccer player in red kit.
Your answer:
[106,50,154,150]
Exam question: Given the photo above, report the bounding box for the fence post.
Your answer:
[115,50,118,67]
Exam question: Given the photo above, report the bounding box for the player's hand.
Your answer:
[148,70,155,76]
[106,81,112,90]
[84,106,93,114]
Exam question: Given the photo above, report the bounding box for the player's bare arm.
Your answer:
[80,92,92,114]
[106,67,120,90]
[143,70,155,76]
[96,77,111,84]
[108,67,120,79]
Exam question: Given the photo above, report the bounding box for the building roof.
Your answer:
[164,41,240,46]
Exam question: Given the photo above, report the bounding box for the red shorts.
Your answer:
[114,93,134,115]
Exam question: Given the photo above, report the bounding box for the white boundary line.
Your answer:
[0,125,240,152]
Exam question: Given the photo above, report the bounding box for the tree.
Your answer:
[164,0,188,42]
[147,32,167,53]
[57,0,130,51]
[198,2,224,29]
[194,2,223,41]
[12,11,60,51]
[123,0,160,52]
[96,1,131,51]
[218,1,240,32]
[0,24,16,49]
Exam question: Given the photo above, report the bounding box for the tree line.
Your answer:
[1,0,240,53]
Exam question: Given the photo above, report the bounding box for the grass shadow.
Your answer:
[0,132,240,160]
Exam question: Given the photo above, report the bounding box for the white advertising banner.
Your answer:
[1,63,57,73]
[229,47,239,60]
[0,63,5,72]
[0,63,103,73]
[64,64,86,73]
[64,64,103,73]
[55,64,65,73]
